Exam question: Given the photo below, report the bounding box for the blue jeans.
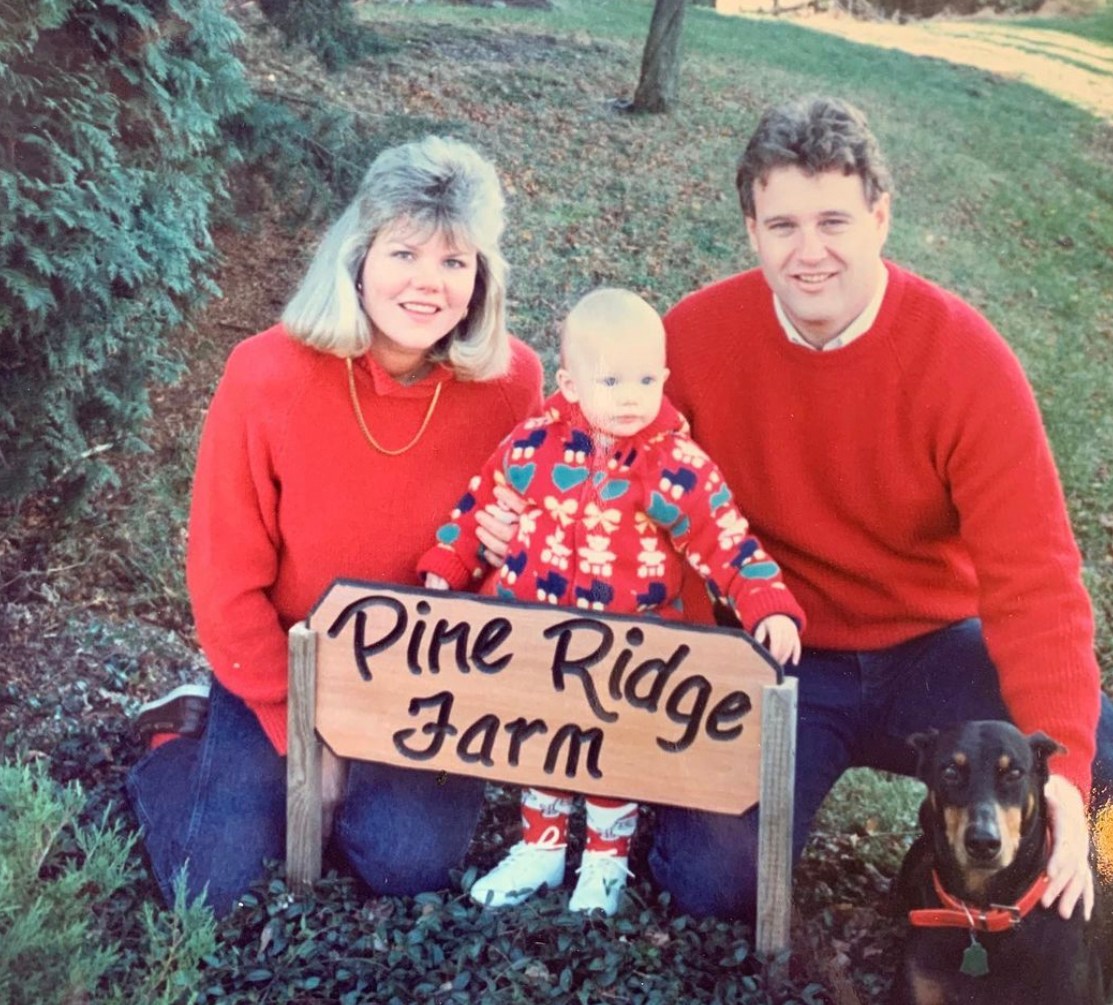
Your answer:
[127,677,486,917]
[648,618,1113,921]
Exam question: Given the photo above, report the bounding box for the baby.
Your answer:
[418,287,804,915]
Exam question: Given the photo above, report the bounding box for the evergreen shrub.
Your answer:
[0,0,250,506]
[257,0,379,71]
[0,759,216,1005]
[224,95,368,224]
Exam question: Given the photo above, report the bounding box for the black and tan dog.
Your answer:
[891,720,1109,1005]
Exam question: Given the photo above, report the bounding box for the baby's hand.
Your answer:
[475,484,526,567]
[425,573,450,591]
[753,614,801,666]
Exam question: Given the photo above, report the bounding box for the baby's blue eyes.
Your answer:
[597,376,658,387]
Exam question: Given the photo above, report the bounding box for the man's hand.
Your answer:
[1042,773,1094,920]
[474,484,526,566]
[753,614,801,666]
[320,746,348,848]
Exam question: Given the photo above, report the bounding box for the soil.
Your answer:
[720,4,1113,120]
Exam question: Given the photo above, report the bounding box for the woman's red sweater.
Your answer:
[186,324,543,753]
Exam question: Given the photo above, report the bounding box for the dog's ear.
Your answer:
[1028,731,1066,783]
[907,730,939,781]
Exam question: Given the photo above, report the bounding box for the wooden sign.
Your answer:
[287,578,798,954]
[304,579,782,815]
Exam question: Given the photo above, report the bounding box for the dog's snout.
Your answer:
[964,817,1002,862]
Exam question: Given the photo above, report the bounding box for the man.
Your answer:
[653,95,1112,923]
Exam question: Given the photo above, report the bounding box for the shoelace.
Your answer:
[577,853,632,884]
[511,841,562,858]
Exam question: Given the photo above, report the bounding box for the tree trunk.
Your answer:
[631,0,689,114]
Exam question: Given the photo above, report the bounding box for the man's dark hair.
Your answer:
[736,96,892,219]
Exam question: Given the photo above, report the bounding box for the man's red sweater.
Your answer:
[665,263,1099,795]
[186,325,543,754]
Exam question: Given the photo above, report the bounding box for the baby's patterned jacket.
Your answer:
[417,392,805,633]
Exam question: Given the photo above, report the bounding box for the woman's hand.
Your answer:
[474,484,526,567]
[320,746,349,847]
[1042,774,1094,920]
[753,614,801,666]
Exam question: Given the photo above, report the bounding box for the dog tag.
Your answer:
[960,939,989,978]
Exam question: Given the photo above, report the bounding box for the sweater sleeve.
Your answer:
[186,346,292,753]
[937,314,1099,798]
[647,434,806,636]
[419,342,543,589]
[416,430,522,590]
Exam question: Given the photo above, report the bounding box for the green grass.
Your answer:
[1016,2,1113,43]
[362,0,1113,672]
[812,770,924,873]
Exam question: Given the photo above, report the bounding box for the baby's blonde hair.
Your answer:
[560,288,664,367]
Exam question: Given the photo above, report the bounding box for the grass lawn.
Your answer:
[4,1,1112,1002]
[1017,1,1113,43]
[358,0,1112,667]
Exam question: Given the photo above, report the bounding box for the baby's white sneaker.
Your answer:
[469,842,566,908]
[568,850,631,916]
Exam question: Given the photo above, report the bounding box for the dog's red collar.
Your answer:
[908,870,1051,933]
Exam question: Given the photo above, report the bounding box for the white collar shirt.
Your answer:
[774,267,889,351]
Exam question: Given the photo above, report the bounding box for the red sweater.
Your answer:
[418,392,805,633]
[186,324,543,753]
[665,263,1099,795]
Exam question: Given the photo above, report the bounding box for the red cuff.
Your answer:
[1048,750,1092,807]
[416,545,476,591]
[734,585,807,638]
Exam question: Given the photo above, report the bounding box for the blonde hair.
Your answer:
[282,136,509,380]
[560,288,665,366]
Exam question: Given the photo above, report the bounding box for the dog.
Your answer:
[891,720,1109,1004]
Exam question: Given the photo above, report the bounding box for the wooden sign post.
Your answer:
[287,579,797,953]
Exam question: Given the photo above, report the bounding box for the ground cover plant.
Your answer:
[2,1,1111,1001]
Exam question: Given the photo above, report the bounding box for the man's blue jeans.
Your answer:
[127,676,486,917]
[648,618,1113,921]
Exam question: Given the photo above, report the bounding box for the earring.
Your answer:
[354,248,369,296]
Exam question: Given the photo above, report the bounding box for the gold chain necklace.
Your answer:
[346,357,443,456]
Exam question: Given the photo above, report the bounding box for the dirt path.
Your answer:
[717,4,1113,120]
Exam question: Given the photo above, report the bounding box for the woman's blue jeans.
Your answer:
[648,618,1113,921]
[127,676,486,917]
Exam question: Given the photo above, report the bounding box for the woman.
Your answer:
[127,136,543,917]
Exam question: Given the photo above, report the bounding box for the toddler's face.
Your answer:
[559,324,668,440]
